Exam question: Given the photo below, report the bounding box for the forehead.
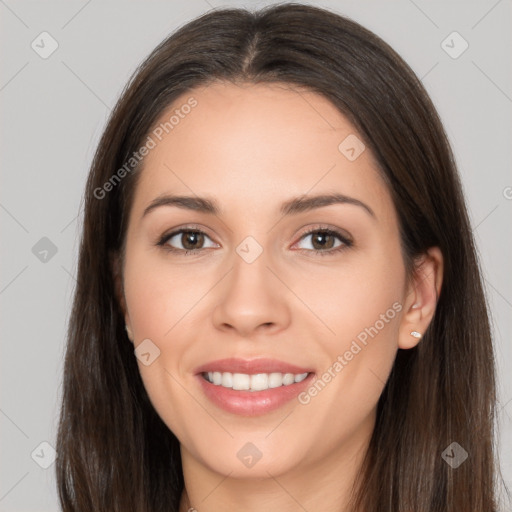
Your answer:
[130,81,391,220]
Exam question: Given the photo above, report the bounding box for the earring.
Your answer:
[125,324,134,342]
[410,331,422,339]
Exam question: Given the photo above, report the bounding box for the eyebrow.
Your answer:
[142,192,375,219]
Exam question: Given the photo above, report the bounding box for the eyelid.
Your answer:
[290,224,353,255]
[158,223,215,242]
[156,224,220,251]
[293,223,353,244]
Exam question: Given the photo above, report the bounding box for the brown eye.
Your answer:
[159,229,218,254]
[310,231,337,250]
[294,227,353,256]
[180,231,205,250]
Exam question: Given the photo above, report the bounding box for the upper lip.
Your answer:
[194,358,314,375]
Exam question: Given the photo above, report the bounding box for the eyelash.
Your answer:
[156,225,353,257]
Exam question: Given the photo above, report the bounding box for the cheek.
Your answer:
[297,248,404,433]
[123,247,200,340]
[298,243,404,343]
[123,252,200,438]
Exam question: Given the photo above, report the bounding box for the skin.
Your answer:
[116,81,443,512]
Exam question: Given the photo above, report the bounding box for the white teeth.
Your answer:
[232,373,250,390]
[250,373,268,391]
[203,371,309,391]
[221,372,233,387]
[268,372,283,388]
[282,373,295,385]
[294,373,308,383]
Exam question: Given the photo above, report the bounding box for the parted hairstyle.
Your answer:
[55,3,502,511]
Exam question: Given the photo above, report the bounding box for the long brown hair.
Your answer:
[55,3,502,511]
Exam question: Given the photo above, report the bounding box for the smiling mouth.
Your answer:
[201,371,311,392]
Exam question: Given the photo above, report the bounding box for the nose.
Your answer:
[211,245,291,338]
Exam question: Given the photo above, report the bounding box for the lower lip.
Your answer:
[196,373,315,416]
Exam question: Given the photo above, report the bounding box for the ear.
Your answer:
[398,246,443,349]
[110,250,133,341]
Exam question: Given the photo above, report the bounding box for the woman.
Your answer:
[55,3,501,511]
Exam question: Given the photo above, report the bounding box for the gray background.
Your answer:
[1,1,511,510]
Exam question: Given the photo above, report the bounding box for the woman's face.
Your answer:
[119,81,429,479]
